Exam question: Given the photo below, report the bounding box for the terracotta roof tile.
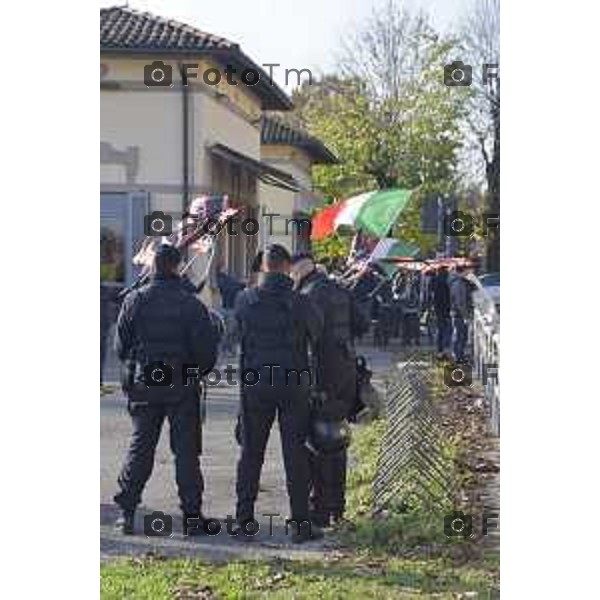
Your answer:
[261,116,338,164]
[100,6,292,110]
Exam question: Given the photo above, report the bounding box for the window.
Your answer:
[101,225,125,283]
[100,192,149,285]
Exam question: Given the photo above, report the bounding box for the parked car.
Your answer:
[466,271,500,316]
[478,272,500,307]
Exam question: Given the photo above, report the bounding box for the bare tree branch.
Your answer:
[339,0,441,102]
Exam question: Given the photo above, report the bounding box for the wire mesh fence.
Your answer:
[373,355,455,513]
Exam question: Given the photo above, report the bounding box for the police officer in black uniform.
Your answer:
[291,253,369,527]
[234,244,324,543]
[113,244,218,535]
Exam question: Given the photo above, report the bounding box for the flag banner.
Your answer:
[355,189,413,238]
[333,192,375,230]
[369,237,420,275]
[310,201,345,240]
[368,237,398,261]
[310,188,414,240]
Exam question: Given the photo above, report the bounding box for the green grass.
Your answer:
[337,392,498,579]
[101,556,498,599]
[339,417,455,555]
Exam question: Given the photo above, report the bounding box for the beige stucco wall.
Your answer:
[260,145,313,189]
[258,180,296,252]
[196,92,261,188]
[258,144,322,252]
[101,57,263,217]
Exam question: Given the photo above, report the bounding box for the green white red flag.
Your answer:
[311,188,413,240]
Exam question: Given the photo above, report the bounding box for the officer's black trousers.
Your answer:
[309,448,347,520]
[114,398,203,515]
[235,391,310,522]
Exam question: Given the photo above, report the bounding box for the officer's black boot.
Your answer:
[291,520,324,544]
[230,515,258,542]
[308,510,330,528]
[115,509,135,535]
[331,511,345,526]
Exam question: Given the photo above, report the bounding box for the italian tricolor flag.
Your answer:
[311,189,413,240]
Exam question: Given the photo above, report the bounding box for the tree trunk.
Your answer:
[485,87,500,273]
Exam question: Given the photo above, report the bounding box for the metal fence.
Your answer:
[373,356,454,512]
[472,290,500,436]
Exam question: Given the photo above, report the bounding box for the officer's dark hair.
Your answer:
[154,244,181,275]
[263,244,291,272]
[291,252,314,265]
[250,250,264,274]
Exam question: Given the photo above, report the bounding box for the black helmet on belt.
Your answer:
[307,419,352,454]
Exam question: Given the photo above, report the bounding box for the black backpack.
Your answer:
[238,287,306,388]
[301,276,358,419]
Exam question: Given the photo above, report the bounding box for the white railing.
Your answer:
[472,288,500,436]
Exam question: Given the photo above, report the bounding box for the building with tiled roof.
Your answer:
[261,116,338,165]
[101,6,291,110]
[100,6,336,291]
[101,5,299,295]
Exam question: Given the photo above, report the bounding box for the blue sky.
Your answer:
[100,0,472,89]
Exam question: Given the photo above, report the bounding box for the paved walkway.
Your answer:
[100,346,394,561]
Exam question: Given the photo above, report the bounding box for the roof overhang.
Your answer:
[209,144,301,192]
[259,116,338,164]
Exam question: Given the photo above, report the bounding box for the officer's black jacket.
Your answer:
[115,274,218,377]
[296,269,365,419]
[234,272,323,396]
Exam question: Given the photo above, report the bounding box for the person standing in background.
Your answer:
[450,264,471,363]
[248,250,264,288]
[432,266,453,359]
[400,273,421,347]
[216,265,245,355]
